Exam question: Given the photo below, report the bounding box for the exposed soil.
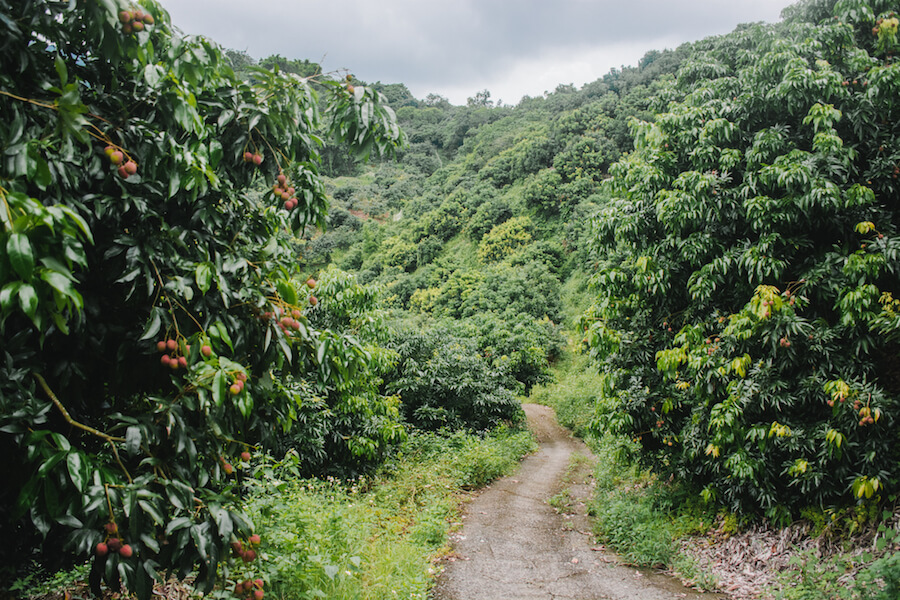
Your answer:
[432,404,724,600]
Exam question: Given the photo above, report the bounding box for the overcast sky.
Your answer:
[155,0,798,105]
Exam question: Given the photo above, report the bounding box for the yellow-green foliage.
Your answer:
[478,216,533,263]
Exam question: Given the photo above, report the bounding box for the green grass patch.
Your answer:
[243,426,536,600]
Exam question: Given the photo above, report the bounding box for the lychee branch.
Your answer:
[33,372,133,483]
[34,373,125,444]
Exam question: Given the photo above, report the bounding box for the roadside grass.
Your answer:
[243,426,536,600]
[9,426,535,600]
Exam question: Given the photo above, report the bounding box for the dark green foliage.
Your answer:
[385,325,523,430]
[584,0,900,517]
[0,1,403,596]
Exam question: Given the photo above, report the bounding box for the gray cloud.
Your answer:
[156,0,797,103]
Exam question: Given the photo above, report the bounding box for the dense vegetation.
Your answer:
[0,1,406,596]
[4,0,900,597]
[584,0,900,522]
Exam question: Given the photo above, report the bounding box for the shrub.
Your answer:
[0,2,403,596]
[584,0,900,516]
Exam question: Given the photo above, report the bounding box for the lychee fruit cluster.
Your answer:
[104,145,138,179]
[233,577,265,600]
[260,307,303,337]
[273,173,299,211]
[119,7,154,34]
[243,151,263,166]
[157,338,189,370]
[96,522,133,558]
[231,535,261,564]
[230,371,248,395]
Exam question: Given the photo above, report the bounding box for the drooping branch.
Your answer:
[33,372,126,444]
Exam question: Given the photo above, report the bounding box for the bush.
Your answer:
[584,0,900,517]
[385,325,523,431]
[0,2,403,596]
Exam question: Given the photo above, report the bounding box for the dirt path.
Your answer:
[432,404,723,600]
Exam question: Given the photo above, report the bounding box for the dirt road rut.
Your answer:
[432,403,723,600]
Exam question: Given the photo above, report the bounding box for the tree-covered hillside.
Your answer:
[317,0,900,524]
[4,0,900,597]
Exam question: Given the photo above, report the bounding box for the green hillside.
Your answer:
[3,0,900,598]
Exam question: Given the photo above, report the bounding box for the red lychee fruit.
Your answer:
[249,534,261,545]
[306,278,316,289]
[143,13,155,24]
[231,541,243,553]
[118,10,131,23]
[201,345,212,357]
[157,340,167,352]
[161,354,172,366]
[243,151,253,163]
[241,451,251,462]
[96,542,109,556]
[107,538,122,552]
[309,296,318,306]
[119,544,133,558]
[252,153,263,165]
[105,521,118,534]
[177,355,188,368]
[223,462,234,475]
[110,151,124,165]
[253,590,264,600]
[243,549,257,562]
[277,174,287,185]
[132,20,144,32]
[117,165,129,178]
[166,339,177,351]
[230,383,241,395]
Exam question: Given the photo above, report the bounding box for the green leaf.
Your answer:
[195,263,213,294]
[0,282,22,312]
[137,499,165,526]
[276,280,297,305]
[212,371,226,407]
[8,233,35,280]
[54,54,67,87]
[18,283,38,320]
[211,322,233,351]
[66,452,84,492]
[139,307,163,341]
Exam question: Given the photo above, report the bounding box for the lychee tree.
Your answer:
[583,0,900,521]
[0,0,404,597]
